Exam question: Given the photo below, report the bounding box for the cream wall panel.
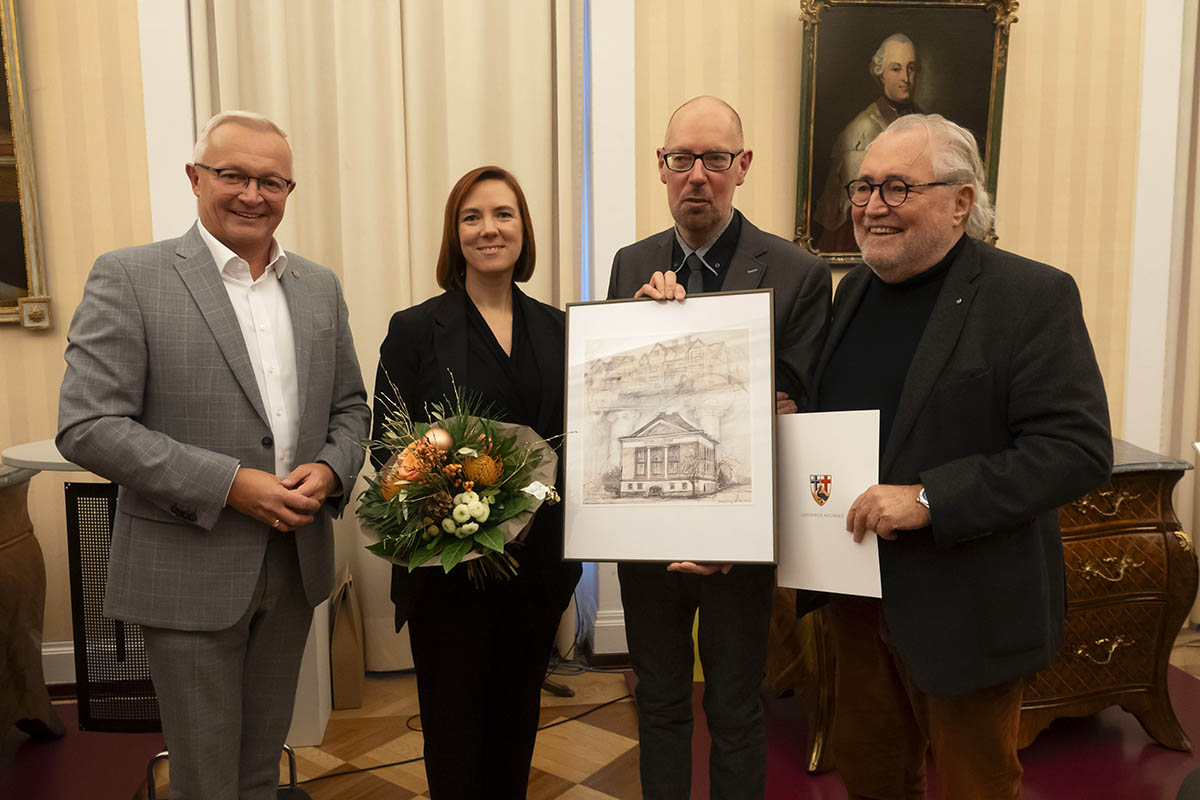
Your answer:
[0,0,152,644]
[995,0,1141,437]
[633,0,1141,434]
[634,0,805,243]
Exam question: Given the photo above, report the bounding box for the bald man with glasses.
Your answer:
[606,95,831,800]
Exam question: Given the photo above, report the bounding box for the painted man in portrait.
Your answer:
[813,32,921,252]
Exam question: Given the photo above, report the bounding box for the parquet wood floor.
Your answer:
[288,668,638,800]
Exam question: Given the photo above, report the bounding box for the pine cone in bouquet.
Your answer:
[426,489,454,521]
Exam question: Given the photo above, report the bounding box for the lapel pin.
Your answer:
[292,270,301,279]
[747,267,759,274]
[955,298,963,304]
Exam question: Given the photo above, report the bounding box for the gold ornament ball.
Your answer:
[424,427,453,452]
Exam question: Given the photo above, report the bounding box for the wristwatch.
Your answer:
[916,487,930,510]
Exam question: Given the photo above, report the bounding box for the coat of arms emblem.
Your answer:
[810,474,832,506]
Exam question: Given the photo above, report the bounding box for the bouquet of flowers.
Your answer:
[357,384,560,585]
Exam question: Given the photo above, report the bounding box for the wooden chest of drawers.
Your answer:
[1017,440,1197,750]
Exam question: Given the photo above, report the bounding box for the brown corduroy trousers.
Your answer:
[828,595,1025,800]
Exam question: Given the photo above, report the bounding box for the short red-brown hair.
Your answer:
[436,166,536,290]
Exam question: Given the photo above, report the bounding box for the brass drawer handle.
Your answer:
[1078,555,1145,583]
[1070,488,1138,518]
[1074,636,1133,665]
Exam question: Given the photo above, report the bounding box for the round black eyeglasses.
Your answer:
[845,178,954,208]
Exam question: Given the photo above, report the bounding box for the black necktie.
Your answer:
[684,252,706,295]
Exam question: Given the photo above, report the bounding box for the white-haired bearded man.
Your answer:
[809,113,1112,798]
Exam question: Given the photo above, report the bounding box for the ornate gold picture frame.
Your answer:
[794,0,1019,265]
[0,0,47,325]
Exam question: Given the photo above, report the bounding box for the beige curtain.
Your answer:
[1169,8,1200,622]
[188,0,585,668]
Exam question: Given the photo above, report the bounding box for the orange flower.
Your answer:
[396,444,426,481]
[379,467,405,500]
[380,443,426,500]
[463,453,503,486]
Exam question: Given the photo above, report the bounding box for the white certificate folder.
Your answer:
[776,410,882,598]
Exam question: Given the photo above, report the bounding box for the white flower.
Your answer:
[452,504,472,523]
[454,524,473,539]
[453,492,467,505]
[441,518,457,534]
[522,480,552,500]
[471,503,490,523]
[461,491,480,504]
[466,499,486,518]
[460,522,479,535]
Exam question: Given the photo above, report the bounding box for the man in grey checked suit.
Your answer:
[57,111,369,800]
[607,96,830,800]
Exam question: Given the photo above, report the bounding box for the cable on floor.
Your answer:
[293,691,633,787]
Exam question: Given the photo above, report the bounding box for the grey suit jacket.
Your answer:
[606,213,831,409]
[57,224,370,631]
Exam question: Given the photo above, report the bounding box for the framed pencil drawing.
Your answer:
[563,290,777,563]
[795,0,1018,265]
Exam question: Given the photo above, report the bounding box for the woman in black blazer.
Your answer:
[371,165,581,799]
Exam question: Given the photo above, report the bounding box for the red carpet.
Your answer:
[0,702,164,800]
[634,666,1200,799]
[12,669,1200,798]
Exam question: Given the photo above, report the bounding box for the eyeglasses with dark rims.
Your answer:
[193,163,294,196]
[661,150,743,172]
[844,178,955,208]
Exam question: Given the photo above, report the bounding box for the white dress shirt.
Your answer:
[197,220,299,480]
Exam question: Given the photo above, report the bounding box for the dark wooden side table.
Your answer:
[1019,439,1197,750]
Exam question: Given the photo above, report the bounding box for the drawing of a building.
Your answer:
[618,412,719,497]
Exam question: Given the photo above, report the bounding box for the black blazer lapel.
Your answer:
[432,289,470,406]
[173,226,271,428]
[514,286,564,437]
[814,266,871,390]
[720,219,768,292]
[881,241,982,475]
[650,231,674,280]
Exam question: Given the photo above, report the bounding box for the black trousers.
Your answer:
[618,562,775,800]
[406,554,580,799]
